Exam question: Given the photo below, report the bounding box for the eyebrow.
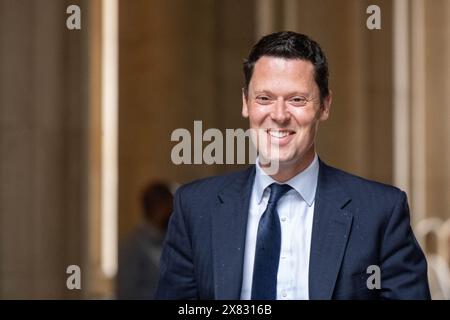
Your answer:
[253,90,310,97]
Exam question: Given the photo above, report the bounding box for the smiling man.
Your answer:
[155,31,430,300]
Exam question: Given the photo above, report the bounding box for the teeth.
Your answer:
[268,130,291,138]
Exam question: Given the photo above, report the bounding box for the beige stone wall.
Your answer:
[421,0,450,221]
[0,0,90,298]
[118,0,256,241]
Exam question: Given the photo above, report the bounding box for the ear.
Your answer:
[242,89,249,118]
[319,90,332,121]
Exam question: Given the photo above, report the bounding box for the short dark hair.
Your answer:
[243,31,329,104]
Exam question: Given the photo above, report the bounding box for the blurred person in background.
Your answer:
[117,181,173,299]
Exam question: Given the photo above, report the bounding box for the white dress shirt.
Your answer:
[240,154,319,300]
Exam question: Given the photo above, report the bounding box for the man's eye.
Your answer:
[256,96,271,104]
[290,97,308,105]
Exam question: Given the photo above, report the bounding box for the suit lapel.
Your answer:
[212,166,255,299]
[309,160,353,299]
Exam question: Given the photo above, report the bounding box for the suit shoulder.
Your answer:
[325,164,405,200]
[174,166,253,198]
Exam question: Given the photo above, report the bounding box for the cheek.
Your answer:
[248,106,268,124]
[291,108,318,125]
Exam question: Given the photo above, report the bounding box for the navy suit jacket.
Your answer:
[155,160,431,299]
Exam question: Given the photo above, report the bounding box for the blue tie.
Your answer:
[251,183,292,300]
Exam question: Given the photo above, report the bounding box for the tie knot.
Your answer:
[267,183,292,204]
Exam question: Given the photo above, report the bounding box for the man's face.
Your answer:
[242,56,331,179]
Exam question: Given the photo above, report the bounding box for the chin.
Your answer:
[259,153,293,167]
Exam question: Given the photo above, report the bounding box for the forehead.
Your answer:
[250,56,315,91]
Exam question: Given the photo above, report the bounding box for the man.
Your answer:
[155,31,430,299]
[117,182,173,299]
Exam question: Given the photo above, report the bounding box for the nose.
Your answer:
[270,98,290,123]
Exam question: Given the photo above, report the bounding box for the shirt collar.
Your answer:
[254,153,319,207]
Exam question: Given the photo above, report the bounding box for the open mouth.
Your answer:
[266,129,296,138]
